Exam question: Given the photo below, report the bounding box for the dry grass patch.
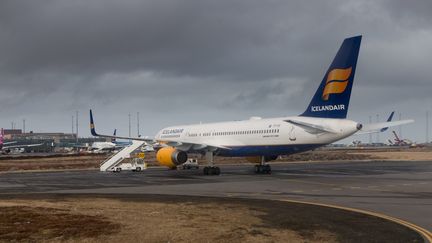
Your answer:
[359,151,432,161]
[0,198,333,243]
[0,204,119,242]
[0,195,423,243]
[0,154,107,172]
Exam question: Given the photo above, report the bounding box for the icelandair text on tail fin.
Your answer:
[311,104,345,112]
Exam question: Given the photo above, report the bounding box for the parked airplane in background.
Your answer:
[0,129,44,154]
[90,36,413,175]
[388,130,416,147]
[90,129,130,152]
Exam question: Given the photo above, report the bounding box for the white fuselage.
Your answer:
[154,116,359,157]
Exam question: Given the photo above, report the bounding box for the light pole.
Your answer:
[398,112,402,138]
[137,112,140,137]
[76,111,78,143]
[376,114,380,143]
[128,113,131,138]
[368,116,372,144]
[427,111,429,143]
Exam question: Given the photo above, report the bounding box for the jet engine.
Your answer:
[156,146,188,169]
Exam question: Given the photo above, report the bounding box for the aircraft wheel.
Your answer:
[115,167,121,173]
[214,167,221,175]
[136,167,141,172]
[254,165,261,174]
[264,164,271,174]
[204,166,220,175]
[254,165,271,174]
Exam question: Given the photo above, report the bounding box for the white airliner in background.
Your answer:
[90,129,128,152]
[90,36,413,175]
[0,129,44,154]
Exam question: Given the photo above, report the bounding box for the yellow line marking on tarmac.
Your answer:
[279,199,432,243]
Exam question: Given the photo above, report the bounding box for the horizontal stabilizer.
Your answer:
[285,119,337,134]
[357,119,414,135]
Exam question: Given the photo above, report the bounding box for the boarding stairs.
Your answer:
[100,140,145,171]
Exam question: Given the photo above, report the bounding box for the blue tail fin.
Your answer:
[89,110,97,136]
[301,36,362,119]
[380,111,395,132]
[111,129,117,143]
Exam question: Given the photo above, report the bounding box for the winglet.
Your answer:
[111,129,117,143]
[88,110,154,142]
[89,109,98,136]
[380,111,395,132]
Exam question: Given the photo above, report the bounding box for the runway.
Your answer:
[1,160,431,231]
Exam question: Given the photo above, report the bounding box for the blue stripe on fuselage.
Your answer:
[216,144,325,157]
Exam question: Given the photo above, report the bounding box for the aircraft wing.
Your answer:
[285,119,337,134]
[3,143,44,149]
[356,119,414,135]
[90,109,230,152]
[90,110,154,143]
[162,140,231,151]
[2,141,17,145]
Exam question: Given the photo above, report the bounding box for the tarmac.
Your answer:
[0,160,431,232]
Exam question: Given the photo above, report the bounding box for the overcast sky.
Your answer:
[0,0,431,143]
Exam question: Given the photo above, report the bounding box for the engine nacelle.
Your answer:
[156,146,188,169]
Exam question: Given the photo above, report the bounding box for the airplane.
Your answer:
[89,35,414,175]
[0,129,44,154]
[388,130,416,147]
[90,129,130,152]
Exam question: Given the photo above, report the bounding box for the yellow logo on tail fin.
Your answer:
[322,67,352,101]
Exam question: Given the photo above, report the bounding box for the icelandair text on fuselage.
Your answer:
[162,128,184,135]
[311,104,345,112]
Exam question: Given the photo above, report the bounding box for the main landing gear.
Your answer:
[254,164,271,174]
[255,156,272,174]
[203,151,220,176]
[203,166,220,175]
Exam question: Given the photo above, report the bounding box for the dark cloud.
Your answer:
[0,0,430,142]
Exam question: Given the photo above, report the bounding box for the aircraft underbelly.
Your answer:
[218,143,324,157]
